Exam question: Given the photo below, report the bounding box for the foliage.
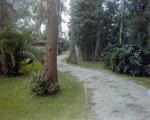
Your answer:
[74,0,120,61]
[0,0,16,26]
[0,26,44,76]
[121,0,150,46]
[72,0,150,61]
[58,37,69,54]
[30,70,58,96]
[101,43,150,76]
[101,43,123,67]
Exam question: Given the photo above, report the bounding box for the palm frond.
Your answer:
[10,53,15,67]
[19,51,38,61]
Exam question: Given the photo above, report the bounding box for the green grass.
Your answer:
[0,62,94,120]
[62,56,150,89]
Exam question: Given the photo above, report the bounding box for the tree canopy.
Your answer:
[70,0,150,61]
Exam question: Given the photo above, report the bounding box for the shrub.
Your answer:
[101,44,150,76]
[30,70,58,96]
[101,43,123,67]
[0,26,44,76]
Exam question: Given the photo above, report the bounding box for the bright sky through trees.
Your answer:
[62,0,70,33]
[41,0,70,34]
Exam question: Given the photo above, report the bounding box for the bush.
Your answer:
[0,26,44,76]
[30,70,58,96]
[101,44,150,76]
[101,43,123,67]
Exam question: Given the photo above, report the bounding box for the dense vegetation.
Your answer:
[101,43,150,76]
[58,37,70,54]
[0,0,69,76]
[0,26,44,76]
[72,0,150,61]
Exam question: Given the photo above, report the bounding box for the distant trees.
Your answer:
[126,0,150,47]
[0,0,16,34]
[75,0,110,61]
[72,0,150,61]
[58,37,70,54]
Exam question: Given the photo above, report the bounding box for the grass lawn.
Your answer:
[0,62,93,120]
[62,56,150,89]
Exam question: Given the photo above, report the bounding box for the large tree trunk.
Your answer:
[44,0,61,92]
[69,0,77,64]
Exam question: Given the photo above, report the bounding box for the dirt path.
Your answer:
[57,52,150,120]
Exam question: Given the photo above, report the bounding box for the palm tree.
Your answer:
[0,26,44,76]
[0,0,16,74]
[0,0,15,29]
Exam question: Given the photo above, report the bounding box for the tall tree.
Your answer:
[119,0,125,44]
[44,0,61,92]
[69,0,77,64]
[126,0,149,47]
[0,0,15,31]
[92,1,103,61]
[75,0,109,61]
[0,0,15,75]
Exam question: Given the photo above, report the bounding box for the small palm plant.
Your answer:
[0,26,44,76]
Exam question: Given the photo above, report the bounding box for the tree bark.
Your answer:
[44,0,61,92]
[134,7,141,45]
[92,26,101,61]
[119,0,125,44]
[69,0,77,64]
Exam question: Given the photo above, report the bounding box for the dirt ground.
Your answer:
[57,52,150,120]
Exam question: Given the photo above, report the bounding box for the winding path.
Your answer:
[57,52,150,120]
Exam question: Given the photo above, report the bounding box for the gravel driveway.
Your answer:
[57,52,150,120]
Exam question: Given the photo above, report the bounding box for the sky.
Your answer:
[41,0,70,36]
[61,0,70,34]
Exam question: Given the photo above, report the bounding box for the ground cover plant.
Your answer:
[101,44,150,77]
[30,70,58,96]
[0,62,93,120]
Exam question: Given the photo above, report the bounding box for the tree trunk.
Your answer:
[119,21,123,44]
[119,0,125,44]
[1,56,8,75]
[44,0,61,92]
[69,0,77,64]
[92,26,101,61]
[134,7,141,45]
